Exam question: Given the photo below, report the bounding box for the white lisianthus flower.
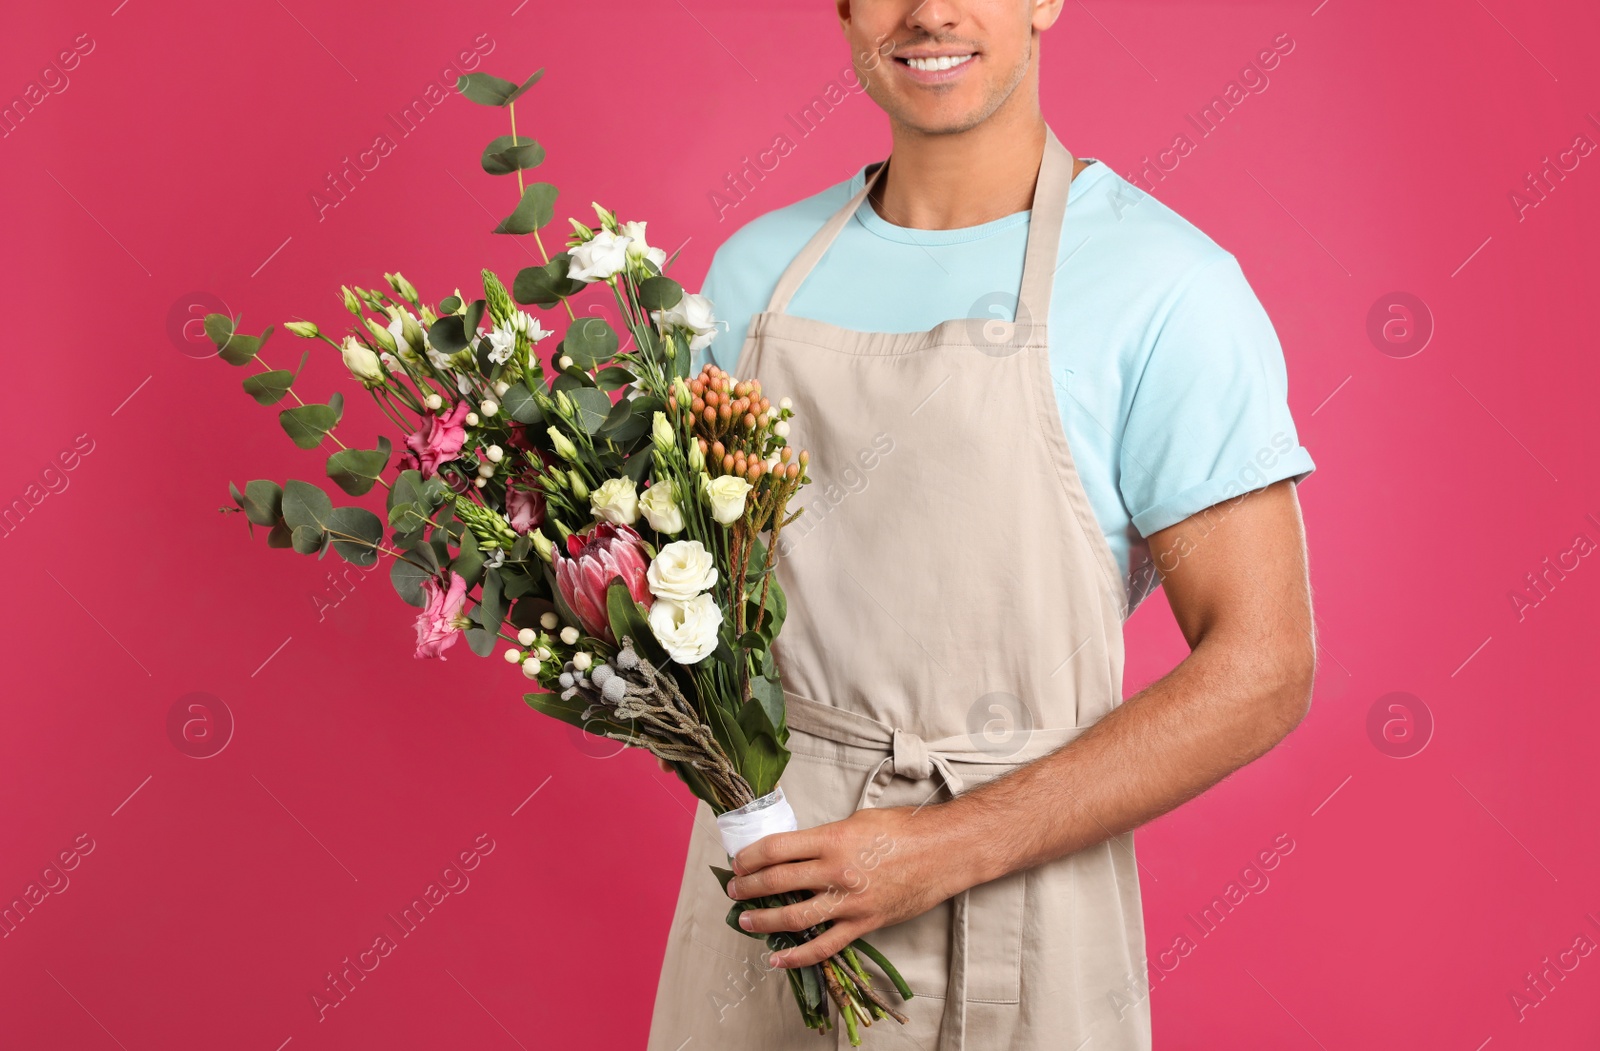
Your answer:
[620,220,668,271]
[647,539,718,601]
[589,477,639,525]
[428,346,455,371]
[567,230,633,283]
[639,481,685,535]
[701,474,753,525]
[652,292,722,352]
[339,336,384,386]
[648,593,723,665]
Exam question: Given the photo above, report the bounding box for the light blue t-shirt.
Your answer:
[694,158,1315,612]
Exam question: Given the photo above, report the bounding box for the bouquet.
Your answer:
[210,66,910,1043]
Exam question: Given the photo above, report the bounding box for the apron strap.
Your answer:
[762,127,1078,324]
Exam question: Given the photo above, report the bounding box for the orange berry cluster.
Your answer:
[669,363,809,485]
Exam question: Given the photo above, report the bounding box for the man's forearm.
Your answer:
[927,630,1314,894]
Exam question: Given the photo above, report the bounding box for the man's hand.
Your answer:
[723,804,973,969]
[715,479,1315,963]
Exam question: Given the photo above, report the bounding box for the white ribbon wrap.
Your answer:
[715,787,798,858]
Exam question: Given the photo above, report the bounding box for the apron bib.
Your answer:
[647,128,1150,1051]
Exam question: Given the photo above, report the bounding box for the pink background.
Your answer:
[3,0,1598,1047]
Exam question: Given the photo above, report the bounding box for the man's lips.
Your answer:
[892,51,978,82]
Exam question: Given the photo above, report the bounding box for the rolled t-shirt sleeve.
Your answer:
[1119,254,1315,538]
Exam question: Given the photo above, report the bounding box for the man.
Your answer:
[647,1,1316,1048]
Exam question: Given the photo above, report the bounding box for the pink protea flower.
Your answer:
[554,522,653,641]
[400,401,472,479]
[414,570,471,659]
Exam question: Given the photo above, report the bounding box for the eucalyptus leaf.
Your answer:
[456,72,519,106]
[501,381,543,424]
[290,523,323,555]
[279,403,338,450]
[593,366,634,392]
[463,299,486,340]
[326,436,391,496]
[495,183,559,235]
[428,315,469,354]
[233,479,282,527]
[562,317,619,368]
[481,134,545,175]
[281,479,333,531]
[567,388,613,435]
[391,553,431,607]
[243,369,295,406]
[325,506,383,566]
[639,276,684,312]
[513,254,585,307]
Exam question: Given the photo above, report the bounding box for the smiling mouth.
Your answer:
[896,53,976,72]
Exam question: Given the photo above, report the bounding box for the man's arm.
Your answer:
[725,478,1316,968]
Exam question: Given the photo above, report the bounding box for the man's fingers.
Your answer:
[727,860,832,902]
[770,922,860,970]
[656,756,672,773]
[732,827,824,875]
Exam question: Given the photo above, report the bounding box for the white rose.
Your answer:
[639,480,685,535]
[589,477,639,525]
[647,539,718,601]
[620,220,668,270]
[652,291,722,352]
[567,230,633,283]
[339,336,383,385]
[701,474,753,525]
[647,593,723,665]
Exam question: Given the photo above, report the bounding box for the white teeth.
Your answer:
[906,54,973,72]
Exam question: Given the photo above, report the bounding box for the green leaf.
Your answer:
[281,479,333,532]
[266,518,294,548]
[205,314,274,366]
[456,72,518,106]
[290,523,323,555]
[599,395,663,445]
[593,366,634,392]
[457,68,543,106]
[501,381,544,424]
[232,479,282,527]
[428,315,469,354]
[463,299,487,341]
[452,529,486,589]
[243,369,295,406]
[325,506,383,566]
[567,388,613,435]
[562,317,618,368]
[326,436,391,496]
[279,392,342,450]
[513,254,585,307]
[638,276,684,312]
[622,448,654,484]
[481,134,545,175]
[495,182,559,235]
[391,553,431,607]
[439,294,462,314]
[524,688,638,743]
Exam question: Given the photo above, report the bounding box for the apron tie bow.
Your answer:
[890,727,932,781]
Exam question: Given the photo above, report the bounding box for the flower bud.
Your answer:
[285,320,319,338]
[504,647,523,663]
[572,651,593,671]
[688,442,705,471]
[560,625,580,645]
[568,470,589,501]
[364,316,397,352]
[387,271,419,305]
[341,285,361,315]
[481,399,499,417]
[652,411,675,450]
[487,445,504,463]
[540,612,559,630]
[530,531,555,562]
[466,412,480,427]
[339,336,384,386]
[555,390,574,419]
[520,657,542,679]
[426,393,443,410]
[517,627,537,646]
[549,428,579,462]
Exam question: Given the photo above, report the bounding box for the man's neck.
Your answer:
[868,109,1084,231]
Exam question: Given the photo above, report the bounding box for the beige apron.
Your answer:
[647,127,1150,1051]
